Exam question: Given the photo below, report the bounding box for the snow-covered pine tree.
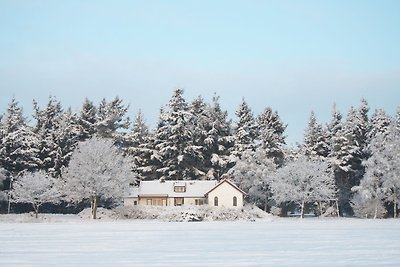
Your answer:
[303,111,329,159]
[0,98,38,176]
[95,97,130,139]
[232,98,257,156]
[123,110,157,181]
[62,136,135,219]
[32,97,64,174]
[269,156,336,218]
[228,148,276,211]
[330,103,370,215]
[154,89,204,180]
[367,109,392,141]
[78,98,97,140]
[11,170,61,218]
[51,108,84,177]
[256,106,287,166]
[203,94,235,179]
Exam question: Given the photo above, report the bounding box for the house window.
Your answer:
[147,199,152,205]
[195,199,204,205]
[174,198,184,206]
[233,196,237,207]
[174,186,186,192]
[214,197,219,206]
[133,201,138,206]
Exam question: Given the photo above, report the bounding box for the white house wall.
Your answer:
[207,182,244,208]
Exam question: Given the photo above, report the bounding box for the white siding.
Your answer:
[207,182,244,208]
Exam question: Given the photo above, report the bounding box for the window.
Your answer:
[214,196,219,206]
[233,196,237,207]
[195,199,204,205]
[147,199,152,205]
[133,201,138,206]
[174,198,184,206]
[174,186,186,192]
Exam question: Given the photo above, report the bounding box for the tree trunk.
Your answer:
[91,196,98,219]
[336,200,340,218]
[300,200,305,219]
[33,204,39,219]
[394,198,397,219]
[319,201,323,217]
[373,202,378,219]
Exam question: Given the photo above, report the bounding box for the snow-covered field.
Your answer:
[1,216,399,266]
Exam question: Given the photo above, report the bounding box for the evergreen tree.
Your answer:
[232,99,257,155]
[303,111,329,159]
[78,98,97,140]
[203,94,235,179]
[154,88,203,180]
[123,110,156,181]
[95,97,130,138]
[257,106,287,166]
[32,97,64,175]
[0,98,38,176]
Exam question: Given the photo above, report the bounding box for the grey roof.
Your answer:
[127,180,218,198]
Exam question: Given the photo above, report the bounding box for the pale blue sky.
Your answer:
[1,0,399,145]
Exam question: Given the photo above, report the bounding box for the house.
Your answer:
[124,176,246,208]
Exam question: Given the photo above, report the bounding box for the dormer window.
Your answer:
[173,182,186,193]
[174,186,186,192]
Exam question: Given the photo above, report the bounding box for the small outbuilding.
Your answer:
[124,176,246,208]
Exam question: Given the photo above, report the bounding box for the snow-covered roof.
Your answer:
[127,180,219,198]
[205,178,247,195]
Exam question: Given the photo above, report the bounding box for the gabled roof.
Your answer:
[127,180,218,198]
[205,178,247,195]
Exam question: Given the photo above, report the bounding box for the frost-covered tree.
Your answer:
[32,97,64,174]
[256,106,286,166]
[329,106,365,215]
[0,98,38,175]
[228,148,276,211]
[11,171,61,218]
[303,111,329,159]
[232,99,257,155]
[62,137,135,219]
[78,98,97,140]
[270,157,336,218]
[355,119,400,218]
[203,94,235,179]
[154,89,204,180]
[95,97,130,138]
[123,110,156,181]
[368,109,392,141]
[51,109,83,176]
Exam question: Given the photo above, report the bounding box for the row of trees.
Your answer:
[1,89,399,218]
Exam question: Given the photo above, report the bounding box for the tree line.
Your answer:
[0,89,399,218]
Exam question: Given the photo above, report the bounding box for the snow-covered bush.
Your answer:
[114,205,270,222]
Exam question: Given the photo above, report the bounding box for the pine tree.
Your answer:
[232,98,257,155]
[123,110,156,181]
[95,97,130,138]
[0,98,38,176]
[203,94,235,179]
[32,97,64,175]
[78,98,97,140]
[257,106,287,166]
[303,111,329,159]
[154,89,203,180]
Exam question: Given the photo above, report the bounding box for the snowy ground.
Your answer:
[1,216,399,266]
